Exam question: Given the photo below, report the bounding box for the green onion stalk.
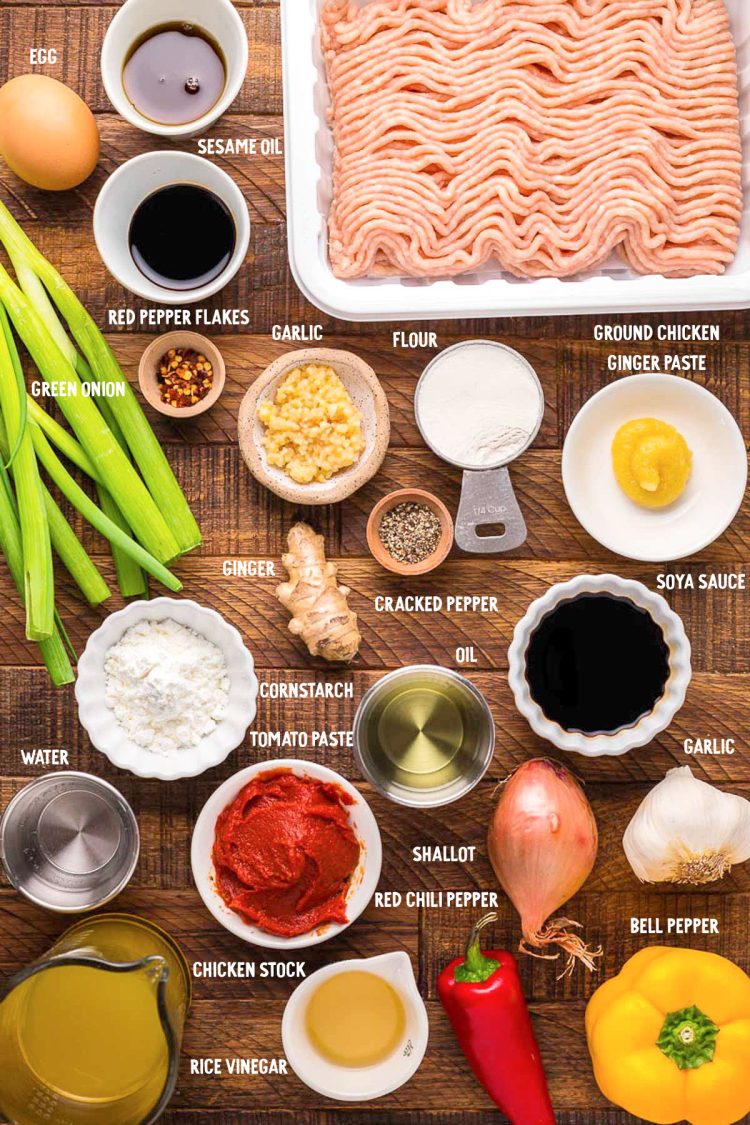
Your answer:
[0,435,73,685]
[82,365,147,598]
[44,490,112,606]
[28,399,146,598]
[29,422,183,594]
[0,200,202,556]
[0,413,111,609]
[95,483,147,598]
[0,308,54,641]
[27,398,100,481]
[0,263,181,565]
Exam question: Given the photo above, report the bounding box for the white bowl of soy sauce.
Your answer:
[101,0,248,138]
[508,574,692,758]
[94,151,250,304]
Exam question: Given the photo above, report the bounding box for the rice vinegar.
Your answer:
[305,971,406,1067]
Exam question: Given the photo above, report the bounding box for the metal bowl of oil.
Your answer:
[353,665,495,808]
[0,772,140,913]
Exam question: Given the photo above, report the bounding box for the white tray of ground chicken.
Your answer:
[282,0,750,321]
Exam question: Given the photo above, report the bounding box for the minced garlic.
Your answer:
[258,363,365,484]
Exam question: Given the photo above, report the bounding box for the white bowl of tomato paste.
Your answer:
[191,760,383,949]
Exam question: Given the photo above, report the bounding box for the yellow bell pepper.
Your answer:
[586,947,750,1125]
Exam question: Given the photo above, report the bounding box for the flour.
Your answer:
[417,343,543,469]
[104,618,230,755]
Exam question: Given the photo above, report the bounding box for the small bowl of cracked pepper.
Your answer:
[367,488,454,576]
[138,331,226,419]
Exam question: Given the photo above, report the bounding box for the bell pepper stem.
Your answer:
[657,1006,719,1070]
[456,912,501,983]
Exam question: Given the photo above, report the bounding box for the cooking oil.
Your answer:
[375,683,467,787]
[355,666,495,806]
[364,671,489,790]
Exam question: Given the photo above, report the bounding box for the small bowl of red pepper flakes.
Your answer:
[138,331,226,419]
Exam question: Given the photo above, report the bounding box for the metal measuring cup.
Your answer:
[414,341,544,553]
[0,771,139,913]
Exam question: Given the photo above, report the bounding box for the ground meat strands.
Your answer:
[321,0,742,281]
[379,502,442,564]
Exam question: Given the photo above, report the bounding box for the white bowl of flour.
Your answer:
[76,598,258,780]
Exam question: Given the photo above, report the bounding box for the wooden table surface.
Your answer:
[1,2,750,1123]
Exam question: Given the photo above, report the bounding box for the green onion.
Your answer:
[0,201,201,556]
[44,488,112,606]
[29,384,146,597]
[49,286,203,556]
[30,421,182,593]
[0,441,73,685]
[0,307,26,471]
[54,611,77,665]
[96,483,147,598]
[84,364,147,597]
[27,371,146,597]
[27,399,100,481]
[0,307,54,641]
[0,412,110,607]
[0,233,78,366]
[0,262,181,564]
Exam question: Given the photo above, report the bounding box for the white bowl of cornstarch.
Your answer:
[282,0,750,320]
[76,598,258,780]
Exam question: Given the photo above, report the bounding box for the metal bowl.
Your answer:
[353,665,495,808]
[0,772,140,913]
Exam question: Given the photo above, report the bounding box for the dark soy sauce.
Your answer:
[129,185,236,291]
[123,24,226,126]
[525,593,670,735]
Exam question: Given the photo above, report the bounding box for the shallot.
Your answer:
[488,759,601,975]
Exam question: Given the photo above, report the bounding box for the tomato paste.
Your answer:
[212,769,361,937]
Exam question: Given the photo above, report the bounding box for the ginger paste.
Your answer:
[612,418,692,509]
[258,363,364,484]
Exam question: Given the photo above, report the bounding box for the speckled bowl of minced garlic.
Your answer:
[238,348,390,504]
[562,374,747,562]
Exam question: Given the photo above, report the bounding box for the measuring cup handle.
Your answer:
[455,468,528,553]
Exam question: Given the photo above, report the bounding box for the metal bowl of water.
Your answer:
[0,771,140,913]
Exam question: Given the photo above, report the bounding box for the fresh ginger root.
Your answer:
[276,523,361,662]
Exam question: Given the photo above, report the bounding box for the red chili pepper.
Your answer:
[438,912,556,1125]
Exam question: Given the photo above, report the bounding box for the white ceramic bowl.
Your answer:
[191,760,382,949]
[562,374,747,562]
[93,152,251,304]
[101,0,248,138]
[76,598,258,781]
[282,951,429,1101]
[508,574,692,757]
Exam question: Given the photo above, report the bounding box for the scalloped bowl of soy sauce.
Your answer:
[93,151,250,304]
[508,574,692,758]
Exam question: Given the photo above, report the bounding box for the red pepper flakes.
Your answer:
[157,348,214,409]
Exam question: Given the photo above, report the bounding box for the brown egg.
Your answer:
[0,74,100,192]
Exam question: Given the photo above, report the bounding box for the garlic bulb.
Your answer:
[623,766,750,885]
